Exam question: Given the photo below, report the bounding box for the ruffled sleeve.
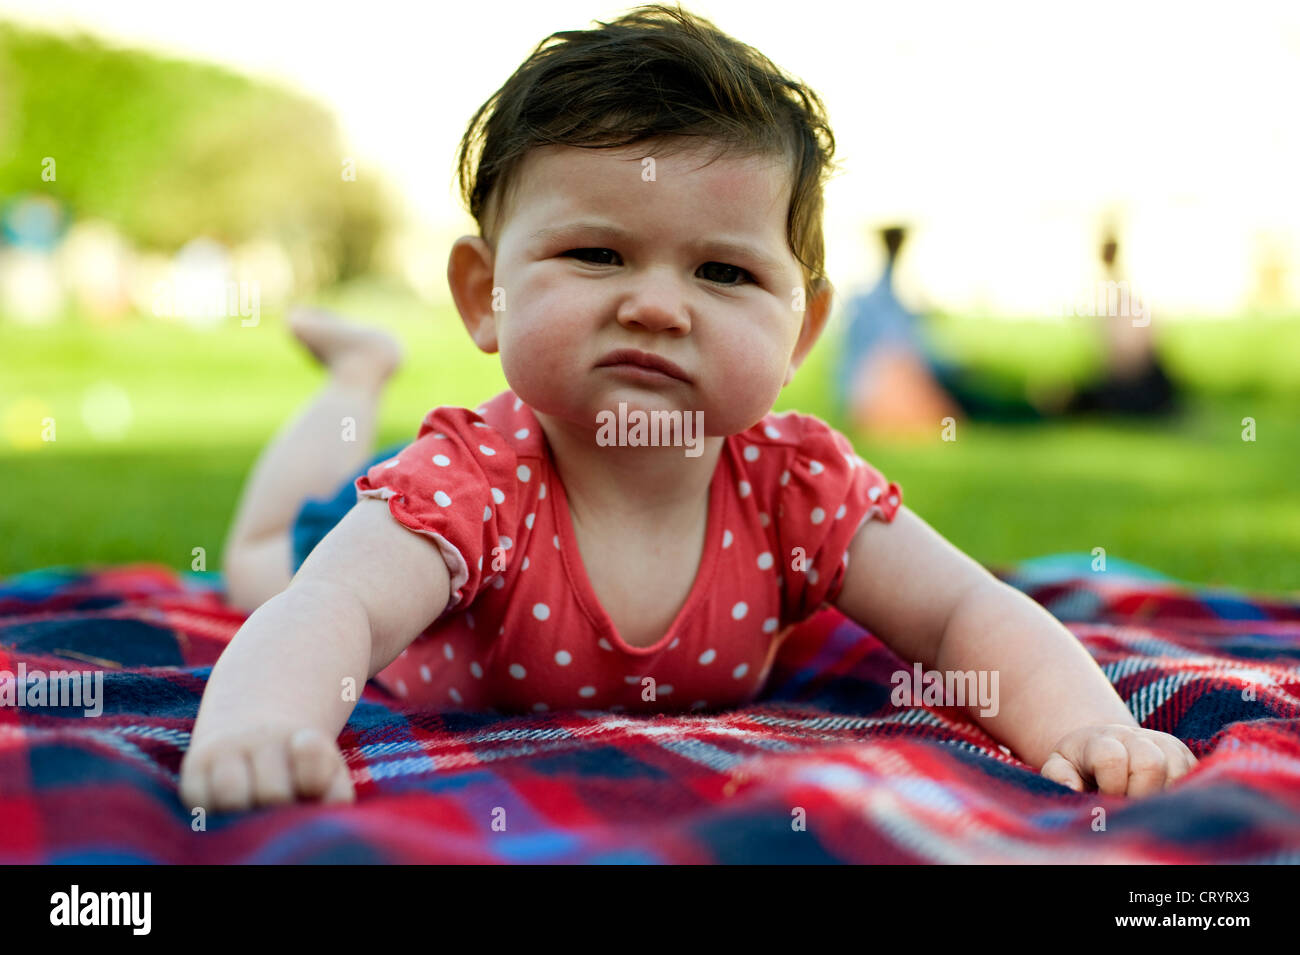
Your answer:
[354,406,520,615]
[775,418,901,622]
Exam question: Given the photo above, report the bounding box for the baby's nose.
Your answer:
[615,279,692,334]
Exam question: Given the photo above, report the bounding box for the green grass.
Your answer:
[3,277,1297,595]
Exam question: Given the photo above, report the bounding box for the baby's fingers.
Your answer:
[1040,752,1086,792]
[206,751,255,812]
[179,743,256,814]
[178,754,211,813]
[323,763,356,804]
[289,728,354,803]
[249,742,296,806]
[1082,734,1131,795]
[1150,734,1199,788]
[1118,735,1168,797]
[1034,753,1086,789]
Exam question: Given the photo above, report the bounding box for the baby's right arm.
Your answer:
[179,497,451,813]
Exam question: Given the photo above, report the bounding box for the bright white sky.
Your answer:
[4,0,1298,315]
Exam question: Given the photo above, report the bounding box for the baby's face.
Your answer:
[476,141,816,438]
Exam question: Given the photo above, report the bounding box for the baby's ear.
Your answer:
[786,278,833,383]
[466,313,500,355]
[447,236,500,354]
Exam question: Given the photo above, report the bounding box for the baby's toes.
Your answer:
[288,728,342,799]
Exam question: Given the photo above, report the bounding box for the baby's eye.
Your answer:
[562,249,753,286]
[697,262,753,286]
[563,248,621,265]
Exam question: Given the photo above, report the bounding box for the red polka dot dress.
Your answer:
[355,390,902,715]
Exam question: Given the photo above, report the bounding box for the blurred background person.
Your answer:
[837,225,1048,434]
[1065,230,1178,416]
[838,225,1180,434]
[836,225,961,434]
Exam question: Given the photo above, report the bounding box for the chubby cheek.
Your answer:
[497,324,568,414]
[702,331,789,434]
[495,291,592,416]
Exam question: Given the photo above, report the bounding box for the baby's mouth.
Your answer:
[594,348,692,384]
[598,364,689,388]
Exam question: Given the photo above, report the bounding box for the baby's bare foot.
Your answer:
[288,306,403,390]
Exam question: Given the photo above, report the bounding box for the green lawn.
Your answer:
[3,277,1297,595]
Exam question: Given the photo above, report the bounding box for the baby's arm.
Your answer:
[180,497,451,813]
[834,506,1197,796]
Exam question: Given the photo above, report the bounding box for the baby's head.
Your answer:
[448,4,839,439]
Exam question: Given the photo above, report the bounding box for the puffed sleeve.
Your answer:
[776,418,901,623]
[354,406,520,615]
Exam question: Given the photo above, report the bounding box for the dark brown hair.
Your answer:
[455,3,838,301]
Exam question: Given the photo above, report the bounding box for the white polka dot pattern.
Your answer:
[771,413,902,629]
[359,392,899,714]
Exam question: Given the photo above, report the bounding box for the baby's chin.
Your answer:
[505,366,779,429]
[531,392,766,442]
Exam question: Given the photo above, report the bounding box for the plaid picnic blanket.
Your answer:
[1,557,1297,863]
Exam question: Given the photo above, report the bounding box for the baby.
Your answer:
[180,4,1196,812]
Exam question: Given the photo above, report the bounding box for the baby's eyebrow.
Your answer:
[530,222,785,274]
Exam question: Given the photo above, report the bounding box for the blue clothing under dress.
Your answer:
[291,443,407,572]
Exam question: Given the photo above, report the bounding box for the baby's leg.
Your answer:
[222,307,403,612]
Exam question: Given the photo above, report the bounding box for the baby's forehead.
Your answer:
[523,140,786,185]
[506,143,794,241]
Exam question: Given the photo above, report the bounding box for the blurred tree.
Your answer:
[0,23,395,281]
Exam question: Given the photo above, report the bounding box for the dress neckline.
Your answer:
[538,414,729,656]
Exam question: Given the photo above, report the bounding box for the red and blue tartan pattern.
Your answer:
[0,561,1297,863]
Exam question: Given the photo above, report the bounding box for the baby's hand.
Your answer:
[1039,723,1198,797]
[180,724,355,814]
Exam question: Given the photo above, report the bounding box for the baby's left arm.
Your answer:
[833,506,1197,796]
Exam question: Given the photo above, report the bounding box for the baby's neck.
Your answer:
[534,409,725,529]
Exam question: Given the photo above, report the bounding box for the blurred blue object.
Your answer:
[1,194,66,250]
[1008,552,1174,585]
[292,442,407,572]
